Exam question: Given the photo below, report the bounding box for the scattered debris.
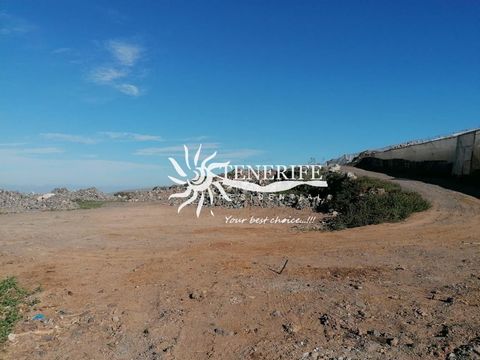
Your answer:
[32,314,46,321]
[269,259,289,275]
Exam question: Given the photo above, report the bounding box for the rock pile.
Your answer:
[207,188,323,210]
[53,187,113,201]
[114,183,328,210]
[1,165,349,214]
[114,164,350,210]
[113,186,176,202]
[0,187,113,213]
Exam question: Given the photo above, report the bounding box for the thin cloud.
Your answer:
[0,142,28,147]
[89,67,127,84]
[218,149,264,160]
[41,133,97,144]
[101,132,163,142]
[134,143,219,156]
[105,8,129,24]
[107,40,142,67]
[51,47,72,54]
[41,132,162,144]
[115,83,140,96]
[21,147,64,154]
[135,144,263,160]
[0,12,34,36]
[183,135,209,142]
[0,147,64,155]
[86,39,144,97]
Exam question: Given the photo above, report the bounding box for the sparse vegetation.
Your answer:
[0,277,30,343]
[75,200,106,209]
[320,174,430,230]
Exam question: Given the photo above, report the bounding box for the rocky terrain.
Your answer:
[113,166,354,211]
[115,186,324,210]
[0,165,355,214]
[0,187,114,213]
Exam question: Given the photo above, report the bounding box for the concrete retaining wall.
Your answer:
[470,130,480,174]
[356,129,480,177]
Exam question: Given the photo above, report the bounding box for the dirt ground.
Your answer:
[1,168,479,360]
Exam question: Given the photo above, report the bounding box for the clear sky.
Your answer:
[1,1,479,191]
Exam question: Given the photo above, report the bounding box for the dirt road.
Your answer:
[1,169,479,359]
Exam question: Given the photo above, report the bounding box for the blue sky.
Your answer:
[1,1,479,191]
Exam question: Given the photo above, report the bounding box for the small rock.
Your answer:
[188,290,204,300]
[445,296,455,304]
[415,308,428,317]
[401,336,414,346]
[329,164,341,173]
[282,322,301,334]
[7,333,16,342]
[357,327,367,336]
[355,300,366,308]
[213,327,233,336]
[364,341,381,352]
[437,324,449,337]
[270,310,281,317]
[387,337,399,346]
[319,314,330,326]
[346,172,357,180]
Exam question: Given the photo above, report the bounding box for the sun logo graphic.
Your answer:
[168,145,328,217]
[168,145,231,217]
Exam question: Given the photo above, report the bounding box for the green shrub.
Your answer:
[0,277,29,343]
[324,176,430,230]
[75,200,105,209]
